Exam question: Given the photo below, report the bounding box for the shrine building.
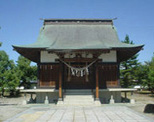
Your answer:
[13,19,143,105]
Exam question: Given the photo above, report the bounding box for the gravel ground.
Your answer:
[0,95,30,122]
[0,105,28,122]
[0,93,153,121]
[122,92,154,120]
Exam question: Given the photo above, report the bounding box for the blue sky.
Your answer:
[0,0,154,64]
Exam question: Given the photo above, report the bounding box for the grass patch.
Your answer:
[149,94,154,97]
[137,91,151,94]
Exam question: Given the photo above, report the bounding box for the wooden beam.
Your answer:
[49,49,110,53]
[56,58,102,63]
[37,63,40,87]
[96,65,99,99]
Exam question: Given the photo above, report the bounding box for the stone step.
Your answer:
[64,101,94,105]
[64,90,93,94]
[64,99,94,102]
[65,93,92,95]
[63,104,95,106]
[63,89,95,105]
[64,95,93,98]
[64,96,94,99]
[65,89,92,92]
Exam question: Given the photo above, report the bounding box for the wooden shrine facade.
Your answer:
[38,63,119,89]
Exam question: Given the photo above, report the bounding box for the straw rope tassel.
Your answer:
[67,62,71,81]
[59,59,97,77]
[85,62,89,82]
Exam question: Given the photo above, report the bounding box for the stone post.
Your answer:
[130,91,135,104]
[22,93,27,105]
[44,95,49,104]
[109,92,115,104]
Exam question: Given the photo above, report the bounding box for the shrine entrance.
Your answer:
[63,63,95,89]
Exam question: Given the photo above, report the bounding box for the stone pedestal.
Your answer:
[95,98,101,106]
[130,99,135,104]
[130,92,135,104]
[57,98,63,105]
[22,93,27,105]
[44,96,49,104]
[22,100,27,105]
[109,95,115,104]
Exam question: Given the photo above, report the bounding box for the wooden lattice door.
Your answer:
[39,64,59,88]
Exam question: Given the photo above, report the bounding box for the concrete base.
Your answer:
[109,95,115,104]
[44,96,49,104]
[57,98,64,105]
[95,91,121,104]
[130,99,135,104]
[36,92,58,103]
[95,99,101,106]
[109,99,115,104]
[22,100,27,105]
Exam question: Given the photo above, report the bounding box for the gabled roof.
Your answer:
[13,19,144,62]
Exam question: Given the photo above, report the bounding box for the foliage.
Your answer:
[135,63,149,87]
[147,54,154,93]
[17,56,37,89]
[129,53,154,94]
[0,43,37,96]
[3,61,21,95]
[120,35,140,88]
[0,51,20,96]
[0,51,10,96]
[0,51,37,96]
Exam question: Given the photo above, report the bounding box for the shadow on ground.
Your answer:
[0,104,18,106]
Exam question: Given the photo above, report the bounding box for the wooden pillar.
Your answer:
[37,63,40,87]
[96,64,99,100]
[59,63,62,99]
[117,64,121,87]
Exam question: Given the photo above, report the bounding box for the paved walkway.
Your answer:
[5,105,153,122]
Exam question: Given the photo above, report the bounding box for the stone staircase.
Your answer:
[63,90,95,106]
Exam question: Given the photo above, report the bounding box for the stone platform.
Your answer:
[5,105,153,122]
[20,88,137,104]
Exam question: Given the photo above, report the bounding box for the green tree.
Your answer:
[135,63,149,87]
[0,51,10,96]
[147,54,154,93]
[120,35,140,88]
[0,51,20,96]
[17,56,37,89]
[3,60,20,96]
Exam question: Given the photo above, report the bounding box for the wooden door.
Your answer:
[98,64,119,88]
[39,64,59,88]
